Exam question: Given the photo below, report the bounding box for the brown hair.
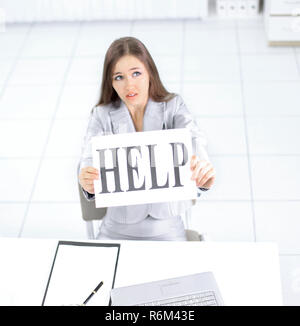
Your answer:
[96,36,175,107]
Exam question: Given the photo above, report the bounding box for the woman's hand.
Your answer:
[190,155,216,189]
[79,167,99,194]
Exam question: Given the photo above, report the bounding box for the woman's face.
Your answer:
[112,55,150,110]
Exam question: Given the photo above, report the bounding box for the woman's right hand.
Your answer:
[79,167,99,194]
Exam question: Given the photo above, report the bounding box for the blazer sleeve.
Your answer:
[78,107,105,201]
[172,95,210,162]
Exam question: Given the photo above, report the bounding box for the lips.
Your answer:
[126,93,138,99]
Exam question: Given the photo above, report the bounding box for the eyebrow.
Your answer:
[113,67,141,76]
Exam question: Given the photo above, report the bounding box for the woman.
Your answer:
[79,37,215,241]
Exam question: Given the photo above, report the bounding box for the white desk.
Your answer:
[0,238,283,306]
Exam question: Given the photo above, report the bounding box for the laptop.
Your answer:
[110,272,224,306]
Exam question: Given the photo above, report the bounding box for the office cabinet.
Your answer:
[264,0,300,45]
[216,0,260,18]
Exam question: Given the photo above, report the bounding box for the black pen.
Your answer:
[82,281,104,305]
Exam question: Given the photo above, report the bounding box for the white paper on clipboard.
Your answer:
[42,241,120,306]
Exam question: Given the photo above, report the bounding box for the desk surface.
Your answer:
[0,238,283,306]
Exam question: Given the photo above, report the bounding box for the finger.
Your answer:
[84,179,96,186]
[190,155,198,169]
[82,168,99,177]
[191,161,209,179]
[83,171,99,179]
[198,173,215,188]
[196,164,213,181]
[82,175,99,182]
[80,170,98,180]
[191,162,202,179]
[197,170,216,187]
[191,162,200,179]
[196,165,214,183]
[85,186,95,194]
[84,167,99,174]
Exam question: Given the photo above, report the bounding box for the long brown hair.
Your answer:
[96,36,175,107]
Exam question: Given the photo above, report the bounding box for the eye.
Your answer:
[114,75,123,81]
[133,71,141,77]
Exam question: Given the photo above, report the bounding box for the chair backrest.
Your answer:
[78,182,106,221]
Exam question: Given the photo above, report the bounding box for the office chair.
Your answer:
[78,183,205,241]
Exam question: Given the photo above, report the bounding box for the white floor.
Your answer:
[1,17,300,306]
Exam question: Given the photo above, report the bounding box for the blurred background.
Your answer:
[0,0,300,305]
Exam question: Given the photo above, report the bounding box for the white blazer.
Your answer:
[79,94,209,224]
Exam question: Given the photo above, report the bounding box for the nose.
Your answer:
[125,76,135,89]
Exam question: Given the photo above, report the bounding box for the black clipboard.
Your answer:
[42,241,120,306]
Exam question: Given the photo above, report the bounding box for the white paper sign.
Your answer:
[92,128,197,208]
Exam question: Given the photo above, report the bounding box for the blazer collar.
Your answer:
[109,98,165,133]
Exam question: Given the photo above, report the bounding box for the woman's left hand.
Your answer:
[190,155,216,189]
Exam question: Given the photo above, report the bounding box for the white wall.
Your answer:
[0,0,208,22]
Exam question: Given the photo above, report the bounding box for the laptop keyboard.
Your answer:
[136,290,218,306]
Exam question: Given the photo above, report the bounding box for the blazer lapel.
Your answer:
[109,101,135,134]
[143,98,165,131]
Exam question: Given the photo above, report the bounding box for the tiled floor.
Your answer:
[0,17,300,305]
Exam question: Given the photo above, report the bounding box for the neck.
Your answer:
[127,97,149,118]
[129,106,145,119]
